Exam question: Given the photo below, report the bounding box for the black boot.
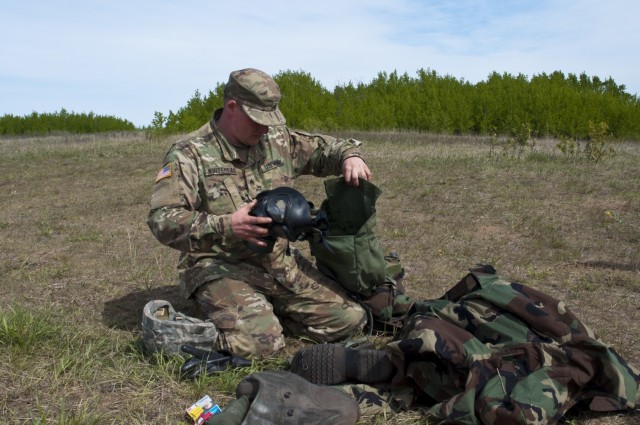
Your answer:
[235,370,360,425]
[289,343,395,385]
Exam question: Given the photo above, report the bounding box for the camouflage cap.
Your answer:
[224,68,286,126]
[141,300,218,355]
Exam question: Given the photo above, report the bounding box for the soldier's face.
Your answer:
[232,104,269,146]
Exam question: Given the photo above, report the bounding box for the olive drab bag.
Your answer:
[309,177,387,296]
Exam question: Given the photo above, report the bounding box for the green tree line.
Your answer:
[0,109,136,135]
[2,69,638,140]
[152,69,640,140]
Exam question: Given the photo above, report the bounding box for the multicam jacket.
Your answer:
[147,109,364,297]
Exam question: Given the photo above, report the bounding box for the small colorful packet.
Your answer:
[185,395,221,424]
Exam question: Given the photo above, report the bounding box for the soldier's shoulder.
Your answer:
[169,122,215,149]
[287,128,342,144]
[168,132,217,155]
[285,128,322,146]
[287,128,316,138]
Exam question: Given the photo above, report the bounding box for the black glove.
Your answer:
[180,345,252,380]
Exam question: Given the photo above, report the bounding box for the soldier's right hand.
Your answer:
[231,200,272,246]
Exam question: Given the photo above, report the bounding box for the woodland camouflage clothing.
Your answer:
[147,108,364,298]
[355,266,640,424]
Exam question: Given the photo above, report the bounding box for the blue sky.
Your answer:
[1,0,638,127]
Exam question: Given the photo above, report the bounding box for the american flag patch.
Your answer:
[156,164,172,182]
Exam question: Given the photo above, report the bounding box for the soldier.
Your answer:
[147,68,371,359]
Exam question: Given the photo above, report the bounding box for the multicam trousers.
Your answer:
[194,244,366,359]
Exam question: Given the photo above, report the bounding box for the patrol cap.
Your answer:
[224,68,286,126]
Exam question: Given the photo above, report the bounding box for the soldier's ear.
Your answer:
[225,98,240,112]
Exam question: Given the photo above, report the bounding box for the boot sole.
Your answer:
[289,344,394,385]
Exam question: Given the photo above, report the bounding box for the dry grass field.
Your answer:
[0,130,638,424]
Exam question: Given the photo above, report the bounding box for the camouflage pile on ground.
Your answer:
[378,265,640,424]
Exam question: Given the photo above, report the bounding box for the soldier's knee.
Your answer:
[194,280,287,359]
[324,303,367,341]
[343,302,367,330]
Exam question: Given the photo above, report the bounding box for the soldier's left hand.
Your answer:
[231,200,272,246]
[342,157,372,187]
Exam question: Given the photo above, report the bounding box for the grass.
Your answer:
[0,130,639,424]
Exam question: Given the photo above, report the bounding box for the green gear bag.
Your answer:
[309,177,387,296]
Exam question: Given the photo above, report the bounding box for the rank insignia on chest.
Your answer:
[260,159,284,173]
[155,164,172,182]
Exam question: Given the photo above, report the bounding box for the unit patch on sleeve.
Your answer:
[155,164,173,182]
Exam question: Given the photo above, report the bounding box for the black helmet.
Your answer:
[248,187,327,253]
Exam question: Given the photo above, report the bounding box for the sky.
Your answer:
[1,0,638,128]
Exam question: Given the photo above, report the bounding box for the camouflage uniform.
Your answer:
[147,69,366,359]
[340,266,640,424]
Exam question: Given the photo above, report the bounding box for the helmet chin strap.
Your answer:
[308,208,333,253]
